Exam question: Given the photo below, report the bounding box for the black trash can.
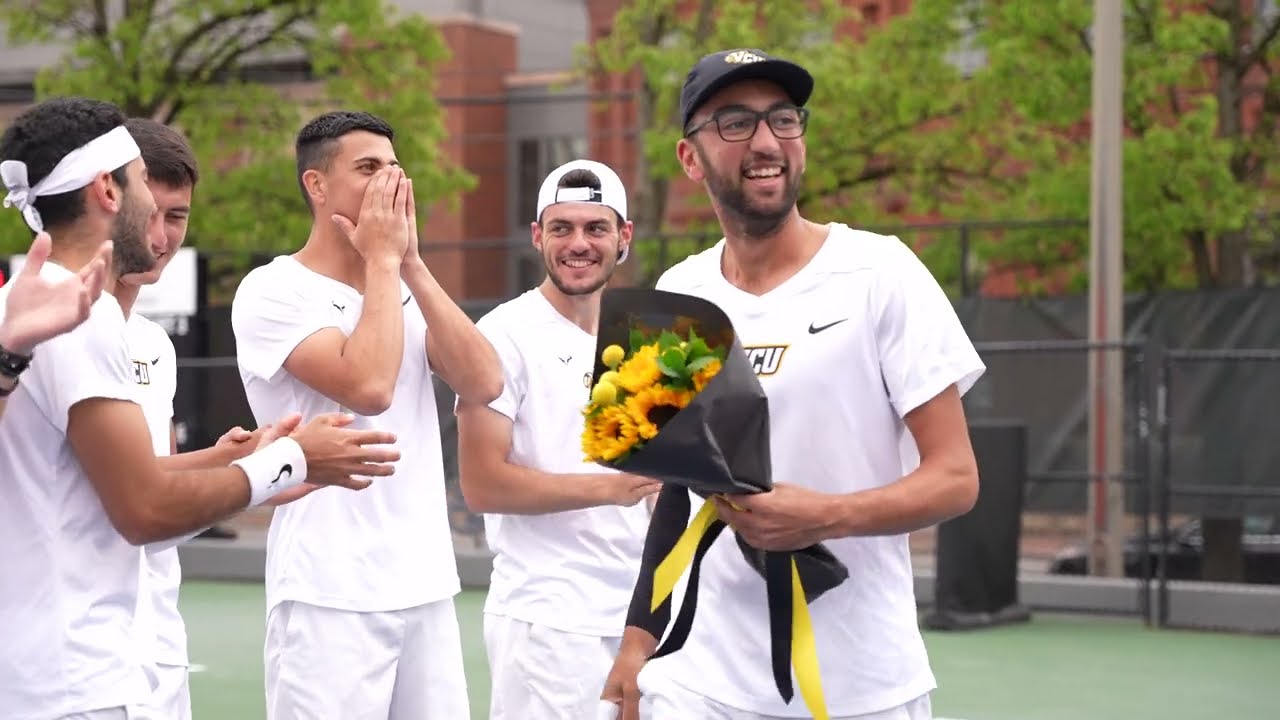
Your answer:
[922,420,1033,630]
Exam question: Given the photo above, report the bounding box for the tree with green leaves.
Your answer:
[583,0,1013,289]
[953,0,1279,296]
[0,0,473,299]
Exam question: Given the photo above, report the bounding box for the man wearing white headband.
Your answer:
[0,97,404,720]
[455,158,660,720]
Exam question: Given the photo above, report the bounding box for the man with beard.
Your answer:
[600,50,986,720]
[0,97,402,720]
[232,110,502,720]
[0,230,111,420]
[455,159,661,720]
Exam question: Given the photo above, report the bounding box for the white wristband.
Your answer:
[231,437,309,507]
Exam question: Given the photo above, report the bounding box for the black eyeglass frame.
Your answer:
[684,105,811,143]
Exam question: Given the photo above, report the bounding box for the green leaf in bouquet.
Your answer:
[685,335,713,361]
[686,355,717,374]
[658,347,688,378]
[629,327,646,353]
[657,330,683,350]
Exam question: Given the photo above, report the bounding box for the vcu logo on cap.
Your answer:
[724,50,765,64]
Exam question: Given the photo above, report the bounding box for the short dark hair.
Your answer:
[295,110,394,208]
[547,168,623,228]
[125,118,199,190]
[0,96,130,232]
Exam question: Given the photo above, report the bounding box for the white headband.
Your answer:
[1,125,142,233]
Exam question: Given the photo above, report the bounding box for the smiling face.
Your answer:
[533,202,632,297]
[125,179,192,286]
[677,79,808,238]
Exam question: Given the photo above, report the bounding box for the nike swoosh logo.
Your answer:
[558,356,572,364]
[272,464,293,486]
[332,302,345,312]
[809,319,847,334]
[151,356,161,365]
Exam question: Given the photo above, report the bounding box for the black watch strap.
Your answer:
[0,342,34,379]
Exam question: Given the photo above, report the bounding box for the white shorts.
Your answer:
[483,613,622,720]
[634,663,933,720]
[134,663,190,720]
[264,597,470,720]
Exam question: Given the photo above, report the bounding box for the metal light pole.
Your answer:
[1087,0,1126,578]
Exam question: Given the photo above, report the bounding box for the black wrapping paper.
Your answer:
[587,286,849,605]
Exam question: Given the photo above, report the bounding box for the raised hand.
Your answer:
[401,177,423,272]
[330,166,410,265]
[288,412,400,490]
[0,233,111,354]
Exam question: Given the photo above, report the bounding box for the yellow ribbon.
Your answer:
[791,555,828,720]
[651,497,719,612]
[648,497,829,720]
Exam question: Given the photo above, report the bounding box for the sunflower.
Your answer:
[613,344,663,394]
[625,383,695,434]
[583,403,643,462]
[692,357,722,392]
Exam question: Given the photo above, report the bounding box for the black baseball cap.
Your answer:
[679,49,815,131]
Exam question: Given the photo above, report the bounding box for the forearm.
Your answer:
[832,461,978,537]
[403,262,501,404]
[129,467,253,545]
[344,260,406,399]
[158,444,235,472]
[463,463,615,515]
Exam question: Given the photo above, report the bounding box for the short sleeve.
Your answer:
[875,237,986,419]
[39,301,140,432]
[457,312,526,421]
[231,269,341,382]
[157,330,178,420]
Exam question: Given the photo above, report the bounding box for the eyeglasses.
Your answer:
[685,105,810,143]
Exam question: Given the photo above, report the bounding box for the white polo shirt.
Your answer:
[231,256,459,615]
[466,288,650,637]
[0,264,151,719]
[643,224,986,717]
[125,312,189,673]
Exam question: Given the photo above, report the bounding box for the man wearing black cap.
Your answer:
[600,49,985,720]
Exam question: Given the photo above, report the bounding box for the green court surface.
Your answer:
[181,580,1279,720]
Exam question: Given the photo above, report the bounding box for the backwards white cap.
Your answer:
[536,158,628,223]
[1,125,142,233]
[536,159,630,263]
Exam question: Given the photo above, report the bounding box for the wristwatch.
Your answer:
[0,342,33,397]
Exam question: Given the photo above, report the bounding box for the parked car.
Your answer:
[1048,515,1280,584]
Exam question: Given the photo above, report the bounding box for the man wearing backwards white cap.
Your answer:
[455,159,661,720]
[0,96,402,720]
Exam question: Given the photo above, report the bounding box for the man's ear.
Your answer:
[87,170,121,215]
[617,220,634,263]
[301,168,325,207]
[676,138,703,183]
[530,220,543,253]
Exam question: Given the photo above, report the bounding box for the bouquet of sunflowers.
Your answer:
[582,288,848,720]
[581,324,726,465]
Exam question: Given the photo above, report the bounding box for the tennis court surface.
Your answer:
[181,580,1278,720]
